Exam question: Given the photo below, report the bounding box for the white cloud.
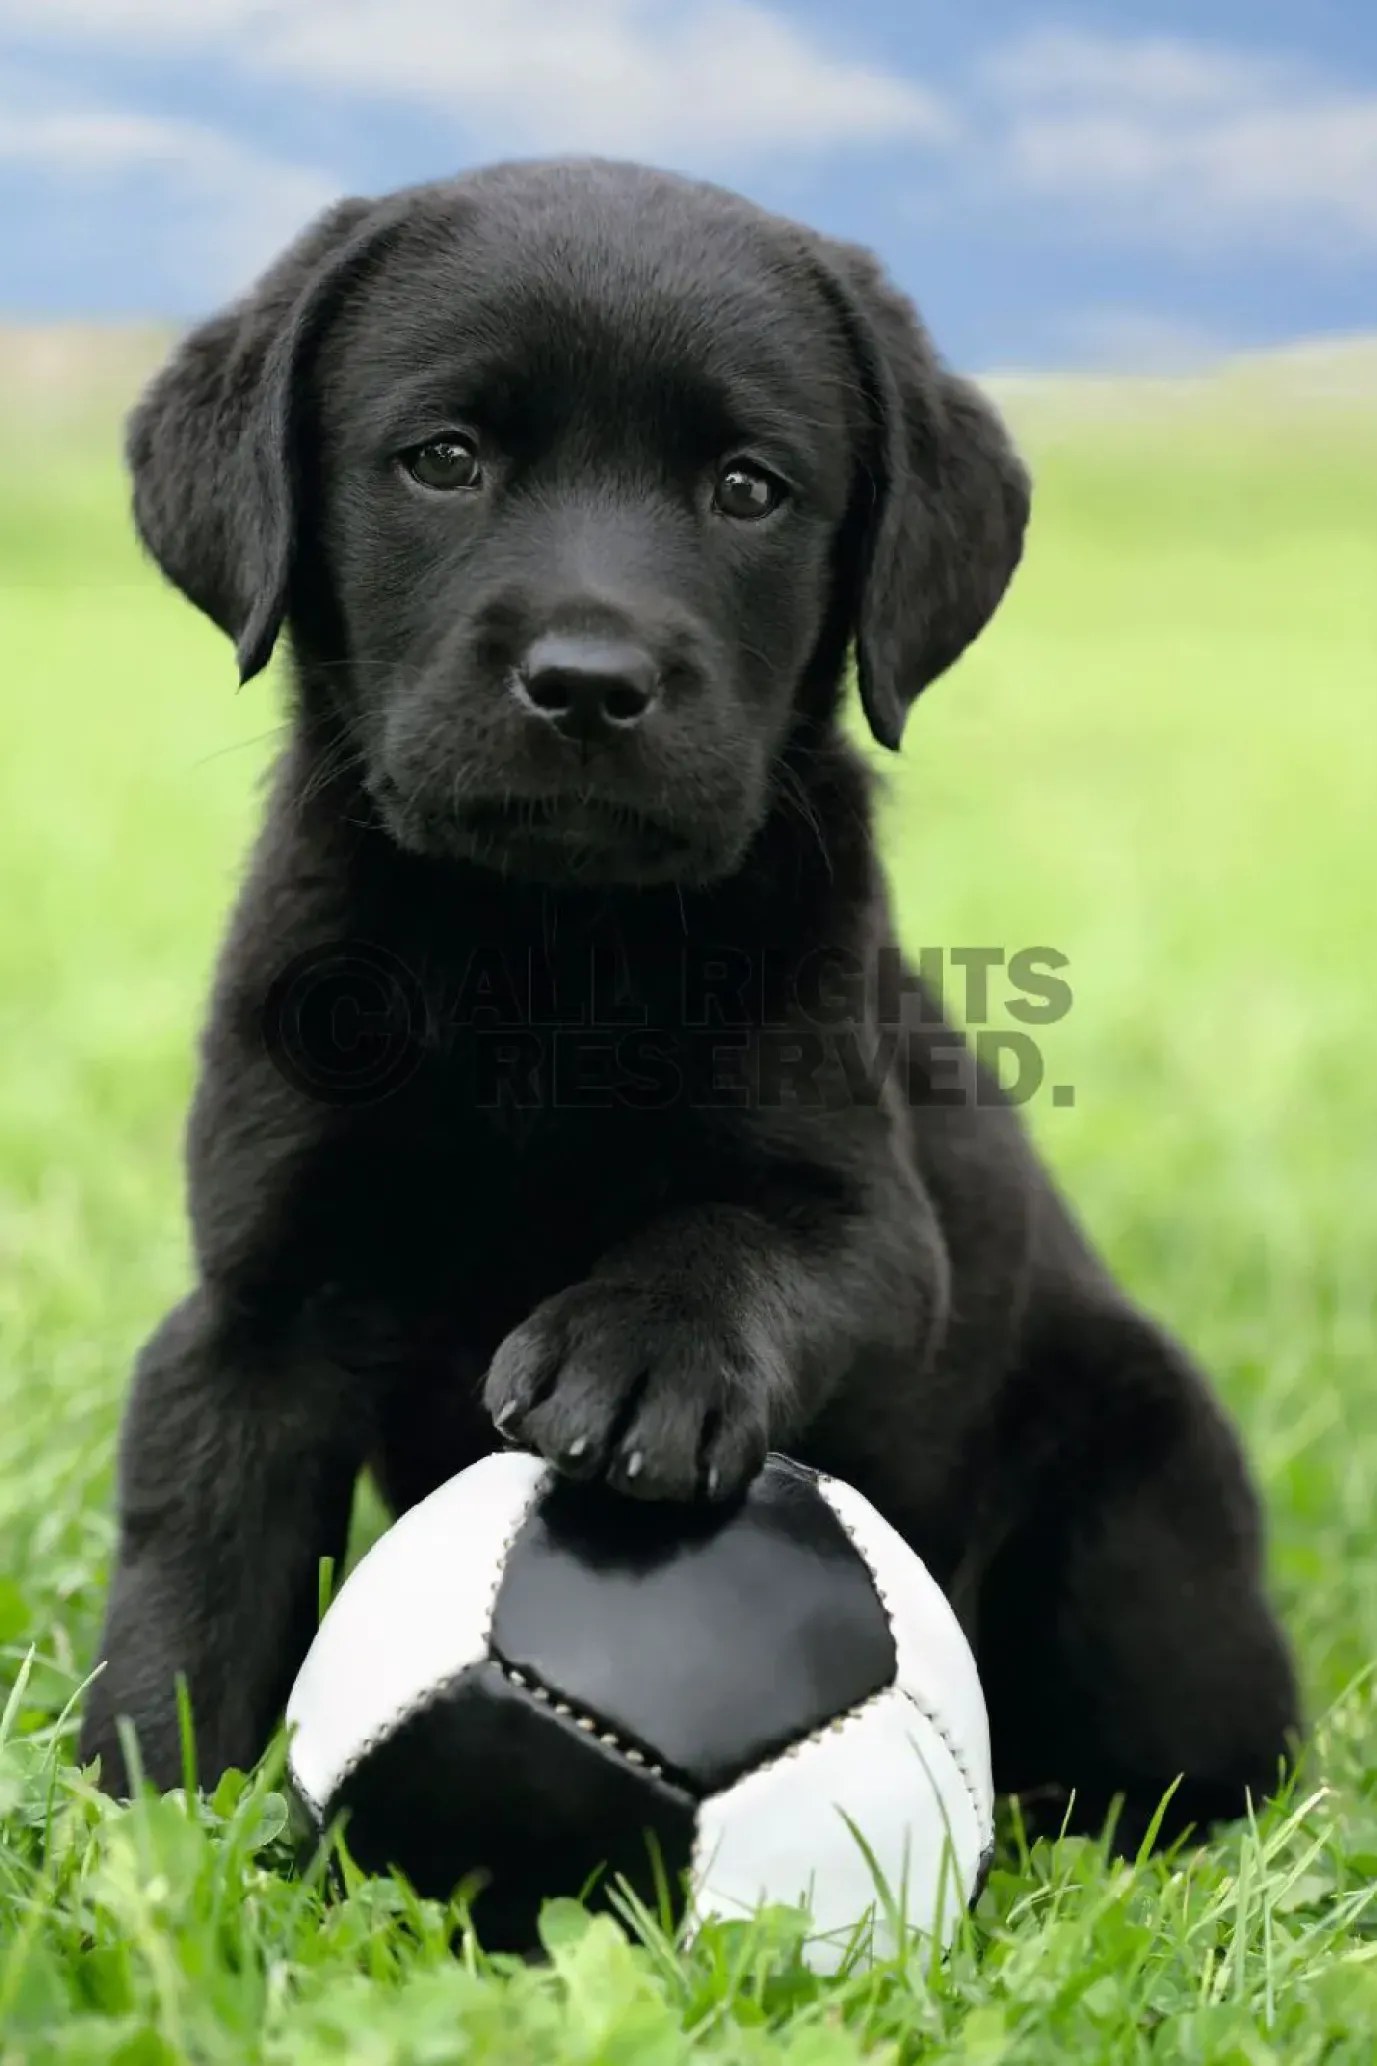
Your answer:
[4,7,1374,338]
[0,73,339,300]
[1,1,945,310]
[984,29,1290,115]
[10,0,257,26]
[4,0,949,159]
[0,105,189,168]
[985,29,1377,251]
[273,1,950,156]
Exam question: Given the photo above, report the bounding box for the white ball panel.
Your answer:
[815,1474,993,1832]
[286,1449,550,1810]
[688,1686,985,1972]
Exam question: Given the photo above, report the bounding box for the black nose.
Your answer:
[514,633,660,741]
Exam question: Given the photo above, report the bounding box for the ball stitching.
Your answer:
[685,1685,890,1893]
[314,1458,553,1804]
[685,1687,987,1937]
[494,1660,671,1780]
[815,1475,992,1845]
[479,1460,552,1650]
[894,1684,988,1842]
[288,1766,323,1821]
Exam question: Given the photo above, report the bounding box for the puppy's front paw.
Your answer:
[483,1281,776,1503]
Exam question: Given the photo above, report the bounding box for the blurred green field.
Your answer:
[1,335,1375,2061]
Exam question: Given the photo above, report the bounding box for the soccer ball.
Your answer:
[286,1449,993,1968]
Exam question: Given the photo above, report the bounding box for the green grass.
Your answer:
[2,348,1376,2060]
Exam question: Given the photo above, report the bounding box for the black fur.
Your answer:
[81,160,1298,1848]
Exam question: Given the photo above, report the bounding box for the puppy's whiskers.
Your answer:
[772,761,835,883]
[190,723,292,774]
[293,735,370,815]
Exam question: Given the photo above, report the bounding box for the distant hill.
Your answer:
[984,333,1377,423]
[1,323,1374,440]
[0,326,172,430]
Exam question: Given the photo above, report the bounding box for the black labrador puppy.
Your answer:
[80,159,1298,1846]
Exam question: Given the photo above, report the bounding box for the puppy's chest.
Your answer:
[307,1096,693,1368]
[373,927,765,1142]
[295,930,771,1348]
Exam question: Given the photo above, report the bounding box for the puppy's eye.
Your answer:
[713,460,784,521]
[403,435,483,492]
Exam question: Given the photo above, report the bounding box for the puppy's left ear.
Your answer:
[817,240,1031,750]
[126,194,392,684]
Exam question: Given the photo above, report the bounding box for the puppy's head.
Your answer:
[129,160,1029,889]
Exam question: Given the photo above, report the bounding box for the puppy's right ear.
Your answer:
[127,195,386,683]
[811,237,1031,751]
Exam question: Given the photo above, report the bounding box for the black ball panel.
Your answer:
[325,1660,697,1953]
[488,1453,896,1796]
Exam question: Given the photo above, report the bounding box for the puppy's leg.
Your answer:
[484,1164,945,1506]
[80,1289,365,1795]
[979,1301,1299,1851]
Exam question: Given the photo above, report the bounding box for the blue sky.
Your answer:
[1,0,1373,371]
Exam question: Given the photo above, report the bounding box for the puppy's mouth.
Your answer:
[383,786,701,887]
[462,796,704,887]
